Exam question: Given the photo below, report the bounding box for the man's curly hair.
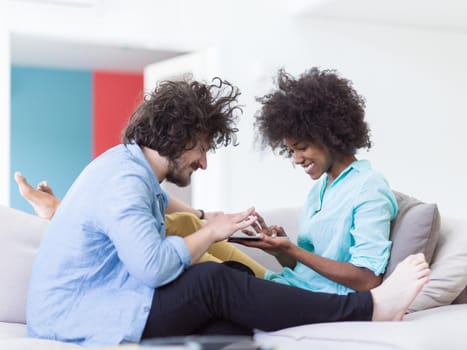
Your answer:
[255,68,371,157]
[122,77,241,160]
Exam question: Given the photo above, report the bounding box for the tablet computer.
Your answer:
[228,232,262,241]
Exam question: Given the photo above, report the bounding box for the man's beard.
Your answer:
[166,158,191,187]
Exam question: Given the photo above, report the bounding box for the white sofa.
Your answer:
[1,204,467,350]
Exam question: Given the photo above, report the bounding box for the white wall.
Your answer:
[3,1,466,218]
[0,14,11,206]
[204,18,467,220]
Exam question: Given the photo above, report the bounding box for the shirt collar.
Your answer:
[325,159,371,189]
[124,142,163,192]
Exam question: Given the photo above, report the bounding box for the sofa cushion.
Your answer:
[408,216,467,312]
[255,304,467,350]
[0,206,48,324]
[383,191,440,279]
[0,338,80,350]
[0,321,27,339]
[452,286,467,304]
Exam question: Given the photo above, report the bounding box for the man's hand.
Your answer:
[203,211,224,221]
[202,207,258,242]
[184,207,259,264]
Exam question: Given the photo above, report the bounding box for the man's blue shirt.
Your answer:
[265,160,397,295]
[26,143,191,346]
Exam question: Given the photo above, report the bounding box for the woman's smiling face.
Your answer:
[284,138,333,181]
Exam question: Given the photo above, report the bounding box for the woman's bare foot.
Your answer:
[36,180,55,196]
[371,253,430,321]
[14,171,61,220]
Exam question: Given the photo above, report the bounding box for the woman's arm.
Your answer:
[283,243,382,291]
[233,210,383,291]
[233,233,381,291]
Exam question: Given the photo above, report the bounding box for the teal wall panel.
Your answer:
[10,65,92,214]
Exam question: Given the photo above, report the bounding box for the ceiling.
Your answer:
[6,0,187,71]
[10,34,183,72]
[5,0,467,71]
[291,0,467,32]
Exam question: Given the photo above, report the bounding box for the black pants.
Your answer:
[141,262,372,339]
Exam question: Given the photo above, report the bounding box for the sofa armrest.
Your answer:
[0,206,48,324]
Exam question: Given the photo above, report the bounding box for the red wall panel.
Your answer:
[93,71,143,158]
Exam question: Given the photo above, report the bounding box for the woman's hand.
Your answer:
[228,211,297,268]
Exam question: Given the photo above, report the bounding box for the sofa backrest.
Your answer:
[0,205,48,324]
[409,215,467,312]
[384,191,440,279]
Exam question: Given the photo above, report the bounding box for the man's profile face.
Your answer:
[166,138,209,187]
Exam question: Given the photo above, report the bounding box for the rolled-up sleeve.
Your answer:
[349,174,398,275]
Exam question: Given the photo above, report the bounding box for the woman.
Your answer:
[231,67,397,294]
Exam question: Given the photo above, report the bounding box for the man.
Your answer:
[25,77,429,347]
[15,173,267,277]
